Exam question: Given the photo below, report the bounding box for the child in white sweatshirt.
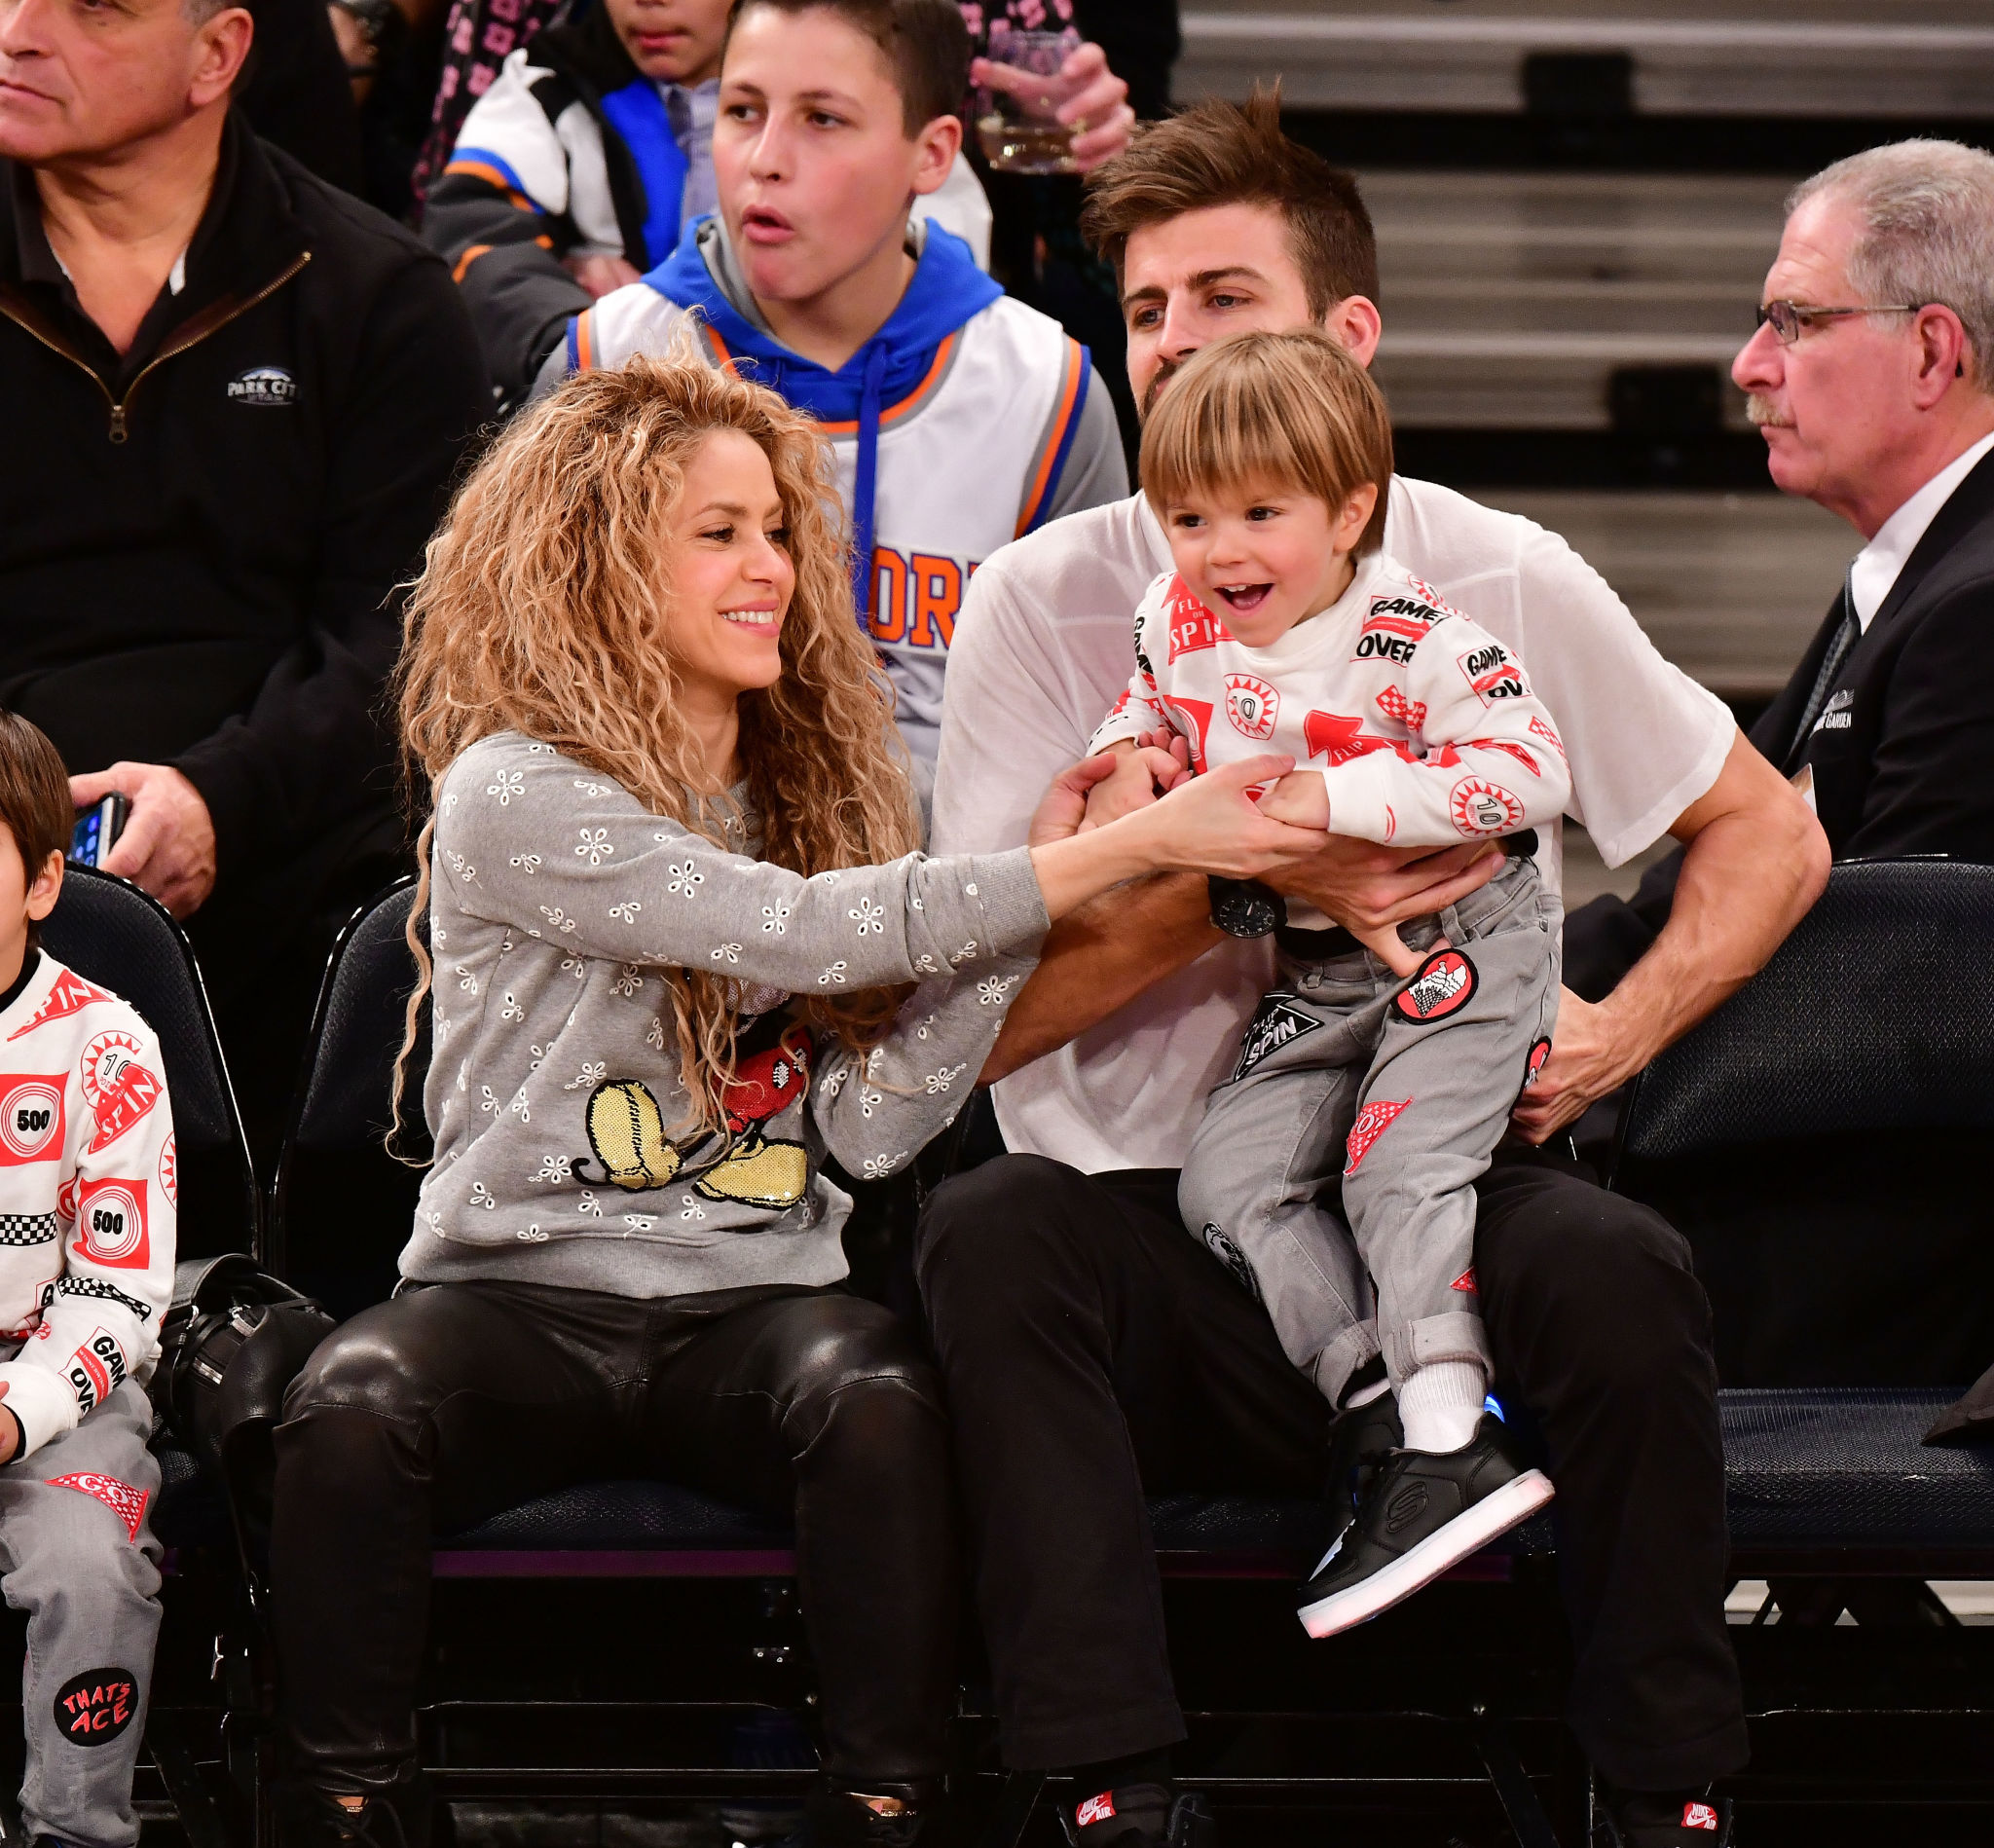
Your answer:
[1084,330,1568,1640]
[0,713,176,1848]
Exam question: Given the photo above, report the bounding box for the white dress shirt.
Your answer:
[1849,428,1994,629]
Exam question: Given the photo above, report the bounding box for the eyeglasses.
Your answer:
[1755,300,1922,346]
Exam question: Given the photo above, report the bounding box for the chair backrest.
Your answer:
[40,864,257,1258]
[1616,858,1994,1168]
[268,878,431,1310]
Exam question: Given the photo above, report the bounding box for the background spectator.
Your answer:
[0,0,491,1164]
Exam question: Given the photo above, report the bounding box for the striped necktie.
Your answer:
[1786,566,1860,772]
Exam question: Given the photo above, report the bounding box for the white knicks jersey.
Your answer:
[572,283,1094,763]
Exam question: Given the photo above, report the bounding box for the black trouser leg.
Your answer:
[637,1292,959,1782]
[916,1157,1328,1769]
[270,1280,958,1791]
[269,1282,633,1787]
[1474,1146,1749,1790]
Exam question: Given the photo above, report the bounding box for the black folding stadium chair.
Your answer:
[254,879,810,1838]
[42,863,258,1265]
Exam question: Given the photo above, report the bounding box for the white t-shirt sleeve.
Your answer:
[935,558,1110,857]
[1509,521,1735,867]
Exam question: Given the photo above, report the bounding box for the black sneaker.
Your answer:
[807,1780,942,1848]
[1057,1783,1214,1848]
[1594,1790,1733,1846]
[1324,1386,1403,1543]
[1296,1413,1553,1639]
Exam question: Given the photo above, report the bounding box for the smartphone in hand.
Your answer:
[69,794,129,869]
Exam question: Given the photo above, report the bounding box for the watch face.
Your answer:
[1210,878,1284,939]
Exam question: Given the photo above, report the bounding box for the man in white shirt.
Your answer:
[917,94,1827,1848]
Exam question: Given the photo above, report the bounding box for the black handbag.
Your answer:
[154,1254,337,1554]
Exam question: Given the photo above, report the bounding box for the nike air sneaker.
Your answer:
[1593,1790,1734,1847]
[1057,1784,1214,1848]
[1296,1413,1554,1639]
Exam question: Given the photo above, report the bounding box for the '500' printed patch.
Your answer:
[77,1177,149,1269]
[0,1074,64,1164]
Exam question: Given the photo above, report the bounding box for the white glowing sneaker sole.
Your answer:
[1297,1468,1556,1641]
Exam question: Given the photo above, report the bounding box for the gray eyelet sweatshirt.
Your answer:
[399,730,1050,1297]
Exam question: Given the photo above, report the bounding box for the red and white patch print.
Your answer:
[1161,696,1214,773]
[61,1328,126,1417]
[1451,1268,1479,1295]
[1075,1794,1117,1829]
[0,1074,65,1164]
[1523,1038,1552,1089]
[1457,641,1530,705]
[1393,949,1479,1024]
[1450,777,1525,837]
[1224,673,1279,740]
[76,1177,149,1269]
[158,1135,177,1206]
[1375,684,1427,732]
[81,1031,159,1154]
[48,1471,149,1542]
[1164,577,1228,661]
[1305,710,1415,766]
[1345,1097,1410,1175]
[1528,715,1567,760]
[6,968,114,1041]
[1681,1803,1719,1832]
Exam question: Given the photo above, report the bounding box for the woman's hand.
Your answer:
[1028,755,1317,920]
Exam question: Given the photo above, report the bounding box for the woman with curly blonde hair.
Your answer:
[266,352,1311,1848]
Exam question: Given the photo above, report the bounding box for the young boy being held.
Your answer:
[1087,330,1569,1640]
[0,714,176,1847]
[545,0,1127,766]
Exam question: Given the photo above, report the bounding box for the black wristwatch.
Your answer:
[1208,876,1285,940]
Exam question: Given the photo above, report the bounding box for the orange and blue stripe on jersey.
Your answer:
[441,147,542,216]
[1015,338,1090,537]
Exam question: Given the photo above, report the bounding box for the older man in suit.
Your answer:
[1568,139,1994,999]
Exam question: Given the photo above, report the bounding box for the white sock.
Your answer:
[1344,1374,1392,1410]
[1397,1360,1488,1455]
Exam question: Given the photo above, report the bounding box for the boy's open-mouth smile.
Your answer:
[1212,582,1274,614]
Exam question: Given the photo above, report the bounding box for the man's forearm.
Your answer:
[980,871,1220,1084]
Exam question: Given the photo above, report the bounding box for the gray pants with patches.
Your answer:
[0,1381,163,1848]
[1180,860,1562,1407]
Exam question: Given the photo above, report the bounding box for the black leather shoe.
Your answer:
[1297,1413,1553,1639]
[276,1770,436,1848]
[1056,1783,1214,1848]
[807,1779,943,1848]
[1593,1789,1733,1846]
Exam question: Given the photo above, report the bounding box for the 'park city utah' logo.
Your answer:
[227,366,297,407]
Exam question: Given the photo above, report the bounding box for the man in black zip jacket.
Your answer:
[0,0,489,1161]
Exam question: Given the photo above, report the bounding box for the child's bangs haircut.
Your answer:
[0,713,73,942]
[1141,329,1394,557]
[725,0,969,135]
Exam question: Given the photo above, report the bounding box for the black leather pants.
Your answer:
[269,1278,958,1792]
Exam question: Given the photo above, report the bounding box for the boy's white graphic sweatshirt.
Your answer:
[1090,551,1572,848]
[0,952,176,1460]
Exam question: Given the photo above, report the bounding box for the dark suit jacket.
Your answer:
[1566,444,1994,1002]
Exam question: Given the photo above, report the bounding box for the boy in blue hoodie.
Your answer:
[541,0,1128,766]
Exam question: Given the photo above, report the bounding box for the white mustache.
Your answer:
[1746,394,1794,429]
